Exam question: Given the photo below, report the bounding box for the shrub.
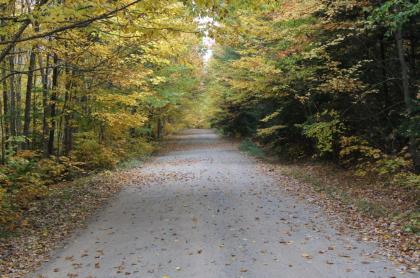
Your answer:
[124,138,155,159]
[72,139,118,170]
[14,182,48,209]
[300,110,345,157]
[240,138,265,158]
[274,143,307,160]
[339,135,419,189]
[393,172,420,189]
[36,158,67,182]
[36,157,85,183]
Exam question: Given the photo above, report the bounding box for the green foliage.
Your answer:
[239,138,265,158]
[369,0,420,31]
[72,137,118,170]
[403,211,420,234]
[0,0,206,232]
[393,173,420,190]
[36,157,84,182]
[339,135,416,182]
[124,138,155,159]
[354,199,387,218]
[300,110,345,157]
[208,0,420,188]
[0,0,419,236]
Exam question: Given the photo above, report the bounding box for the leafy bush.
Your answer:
[0,153,47,231]
[393,173,420,189]
[240,139,265,158]
[36,159,67,181]
[0,134,154,232]
[300,110,345,157]
[339,135,419,188]
[124,138,155,159]
[274,143,307,160]
[0,187,15,230]
[36,157,84,183]
[6,156,34,178]
[72,139,118,170]
[14,183,48,209]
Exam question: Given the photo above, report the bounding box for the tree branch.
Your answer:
[0,0,49,63]
[0,0,143,64]
[0,0,144,46]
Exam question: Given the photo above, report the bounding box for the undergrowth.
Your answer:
[238,137,420,235]
[239,138,266,158]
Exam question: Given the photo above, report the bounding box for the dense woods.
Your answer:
[0,0,419,276]
[0,0,210,232]
[0,0,419,245]
[208,1,420,187]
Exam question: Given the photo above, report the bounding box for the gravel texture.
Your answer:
[32,129,412,278]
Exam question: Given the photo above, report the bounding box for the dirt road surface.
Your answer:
[32,129,411,278]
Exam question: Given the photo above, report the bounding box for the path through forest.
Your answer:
[33,130,410,278]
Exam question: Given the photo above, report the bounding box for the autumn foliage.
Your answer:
[0,0,419,238]
[0,0,207,232]
[208,0,420,189]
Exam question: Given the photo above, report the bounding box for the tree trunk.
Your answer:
[157,118,163,140]
[23,49,36,148]
[32,69,38,149]
[409,19,417,78]
[395,27,419,173]
[8,53,17,139]
[62,76,73,155]
[1,62,7,163]
[2,61,9,143]
[0,100,4,164]
[39,53,49,154]
[47,54,59,156]
[15,51,22,136]
[379,36,390,107]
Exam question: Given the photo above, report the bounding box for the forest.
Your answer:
[208,0,420,185]
[0,0,419,275]
[0,0,211,232]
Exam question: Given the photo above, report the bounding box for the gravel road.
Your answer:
[32,129,410,278]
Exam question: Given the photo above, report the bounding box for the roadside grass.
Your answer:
[238,140,419,267]
[239,138,266,158]
[117,157,148,170]
[284,166,389,218]
[283,163,419,234]
[238,139,419,235]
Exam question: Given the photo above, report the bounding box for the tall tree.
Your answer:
[23,49,36,148]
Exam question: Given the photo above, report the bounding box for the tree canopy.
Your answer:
[0,0,419,235]
[208,0,420,181]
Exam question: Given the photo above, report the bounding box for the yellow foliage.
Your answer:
[0,187,6,205]
[15,184,48,209]
[257,125,287,138]
[72,139,119,170]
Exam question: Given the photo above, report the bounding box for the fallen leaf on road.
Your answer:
[302,253,312,259]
